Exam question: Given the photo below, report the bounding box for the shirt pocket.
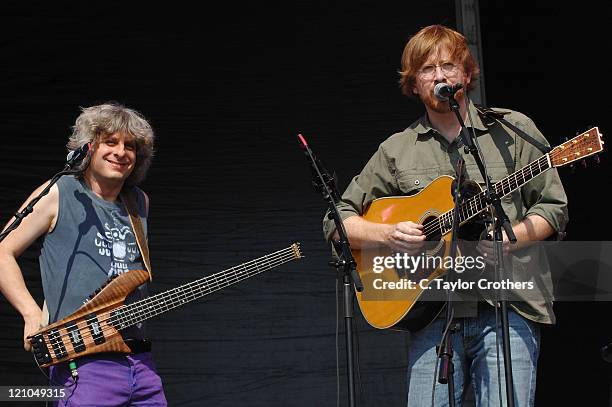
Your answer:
[395,169,440,196]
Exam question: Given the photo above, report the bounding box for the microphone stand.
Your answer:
[436,154,465,407]
[0,156,84,242]
[446,92,517,407]
[297,134,363,407]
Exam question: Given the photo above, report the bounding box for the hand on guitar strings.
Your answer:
[385,221,426,255]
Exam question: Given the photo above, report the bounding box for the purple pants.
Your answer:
[49,352,167,406]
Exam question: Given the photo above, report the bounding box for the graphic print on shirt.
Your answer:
[94,210,140,277]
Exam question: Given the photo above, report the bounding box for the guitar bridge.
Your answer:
[30,333,53,366]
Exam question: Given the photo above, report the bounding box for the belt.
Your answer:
[124,339,152,354]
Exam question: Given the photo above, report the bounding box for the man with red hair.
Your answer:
[324,25,568,406]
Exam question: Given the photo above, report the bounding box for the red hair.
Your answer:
[398,25,480,96]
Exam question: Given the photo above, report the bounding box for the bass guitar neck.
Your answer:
[29,243,303,368]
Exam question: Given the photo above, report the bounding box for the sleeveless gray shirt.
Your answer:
[39,175,148,339]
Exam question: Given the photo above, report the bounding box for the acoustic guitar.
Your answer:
[29,243,303,368]
[352,127,604,331]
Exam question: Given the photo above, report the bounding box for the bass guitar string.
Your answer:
[41,248,299,356]
[43,250,297,354]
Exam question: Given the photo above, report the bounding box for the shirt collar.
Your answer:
[413,100,489,144]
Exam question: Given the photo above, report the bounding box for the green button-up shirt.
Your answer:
[323,102,569,324]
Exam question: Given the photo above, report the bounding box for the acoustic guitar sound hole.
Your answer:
[422,215,444,255]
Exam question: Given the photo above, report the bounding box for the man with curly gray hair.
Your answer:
[0,103,167,406]
[68,103,155,186]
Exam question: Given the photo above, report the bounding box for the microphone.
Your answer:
[434,82,464,101]
[65,143,91,169]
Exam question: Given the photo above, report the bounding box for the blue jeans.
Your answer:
[406,304,540,407]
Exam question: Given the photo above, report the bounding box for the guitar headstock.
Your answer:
[291,242,304,259]
[550,127,604,168]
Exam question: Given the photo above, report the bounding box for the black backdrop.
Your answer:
[1,1,611,406]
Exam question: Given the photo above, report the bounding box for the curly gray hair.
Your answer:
[67,103,155,186]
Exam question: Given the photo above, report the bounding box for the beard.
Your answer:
[420,87,467,113]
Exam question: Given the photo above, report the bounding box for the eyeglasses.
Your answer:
[418,62,460,78]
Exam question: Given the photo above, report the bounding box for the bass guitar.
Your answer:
[29,243,303,368]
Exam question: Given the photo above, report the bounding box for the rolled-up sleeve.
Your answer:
[322,144,398,242]
[515,117,569,234]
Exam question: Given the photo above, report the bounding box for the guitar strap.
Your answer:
[40,302,49,327]
[475,104,551,155]
[39,188,153,328]
[120,189,153,282]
